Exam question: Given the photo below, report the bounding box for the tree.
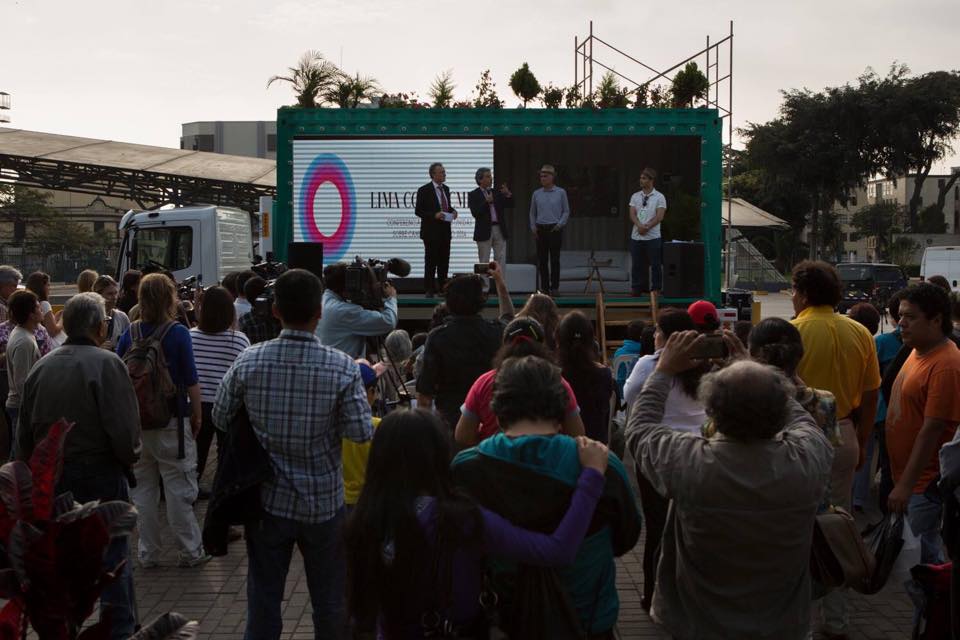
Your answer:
[869,67,960,228]
[850,201,901,260]
[266,50,339,108]
[888,236,920,268]
[671,62,710,108]
[742,82,877,259]
[595,72,630,108]
[917,204,948,233]
[324,75,354,109]
[541,83,564,109]
[346,73,379,108]
[564,86,583,109]
[472,69,503,108]
[509,63,541,107]
[429,70,456,108]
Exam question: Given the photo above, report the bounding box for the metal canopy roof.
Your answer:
[0,127,276,210]
[723,197,790,228]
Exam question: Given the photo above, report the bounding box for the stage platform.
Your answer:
[395,292,704,323]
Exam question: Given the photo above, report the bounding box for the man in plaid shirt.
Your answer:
[213,268,372,640]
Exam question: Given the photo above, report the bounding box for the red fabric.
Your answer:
[463,369,579,441]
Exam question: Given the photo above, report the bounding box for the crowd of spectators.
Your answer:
[1,258,958,640]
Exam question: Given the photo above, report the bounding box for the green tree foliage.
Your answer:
[670,62,710,108]
[541,84,564,109]
[865,66,960,228]
[564,86,583,108]
[266,50,339,108]
[850,201,901,260]
[888,236,920,268]
[595,72,630,108]
[509,63,541,107]
[917,204,948,234]
[472,70,503,109]
[429,70,456,108]
[0,186,110,255]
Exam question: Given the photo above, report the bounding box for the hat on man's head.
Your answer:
[687,300,719,330]
[356,359,386,388]
[539,164,556,175]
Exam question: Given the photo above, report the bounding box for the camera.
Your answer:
[253,281,276,318]
[344,256,411,310]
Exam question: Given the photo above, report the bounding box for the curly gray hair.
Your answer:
[699,360,795,439]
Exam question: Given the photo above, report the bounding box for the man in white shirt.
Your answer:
[5,290,42,439]
[629,168,668,296]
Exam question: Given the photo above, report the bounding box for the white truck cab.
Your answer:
[116,205,255,285]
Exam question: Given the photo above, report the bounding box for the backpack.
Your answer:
[123,321,177,430]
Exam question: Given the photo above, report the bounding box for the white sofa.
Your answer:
[555,250,632,294]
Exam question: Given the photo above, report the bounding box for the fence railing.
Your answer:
[0,247,118,283]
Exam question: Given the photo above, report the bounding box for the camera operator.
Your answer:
[317,263,399,359]
[238,276,281,345]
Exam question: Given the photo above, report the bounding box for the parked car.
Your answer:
[835,262,907,314]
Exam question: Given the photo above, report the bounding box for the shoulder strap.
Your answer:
[155,320,177,343]
[130,321,141,342]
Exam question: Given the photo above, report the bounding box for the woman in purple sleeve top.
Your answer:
[345,408,608,639]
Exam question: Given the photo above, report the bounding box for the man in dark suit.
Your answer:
[415,162,458,297]
[468,167,513,291]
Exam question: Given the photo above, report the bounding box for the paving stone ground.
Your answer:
[125,454,917,640]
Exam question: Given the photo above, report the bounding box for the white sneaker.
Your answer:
[177,552,212,568]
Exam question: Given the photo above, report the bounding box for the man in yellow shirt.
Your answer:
[789,260,880,639]
[343,360,384,506]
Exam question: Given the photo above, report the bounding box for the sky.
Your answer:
[2,0,959,171]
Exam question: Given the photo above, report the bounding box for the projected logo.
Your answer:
[297,153,356,261]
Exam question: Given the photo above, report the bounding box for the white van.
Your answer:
[116,205,255,285]
[920,246,960,290]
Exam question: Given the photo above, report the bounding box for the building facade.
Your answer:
[181,121,277,160]
[837,172,960,263]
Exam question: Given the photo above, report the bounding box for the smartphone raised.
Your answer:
[473,263,491,275]
[689,334,728,360]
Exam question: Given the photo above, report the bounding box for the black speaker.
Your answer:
[287,242,324,279]
[662,241,705,298]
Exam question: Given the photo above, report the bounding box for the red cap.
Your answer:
[687,300,719,328]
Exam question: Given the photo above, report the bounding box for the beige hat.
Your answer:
[539,164,556,175]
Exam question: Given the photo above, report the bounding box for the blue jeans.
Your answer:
[908,492,946,564]
[244,509,346,640]
[630,237,662,293]
[57,462,137,640]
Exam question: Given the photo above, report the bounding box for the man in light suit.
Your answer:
[415,163,458,297]
[468,167,513,292]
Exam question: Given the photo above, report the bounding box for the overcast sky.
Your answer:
[3,0,958,171]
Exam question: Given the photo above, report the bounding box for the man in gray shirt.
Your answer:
[529,164,570,295]
[626,331,832,640]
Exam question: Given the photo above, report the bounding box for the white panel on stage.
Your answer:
[292,138,493,277]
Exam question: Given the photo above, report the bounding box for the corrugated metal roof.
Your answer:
[0,127,275,186]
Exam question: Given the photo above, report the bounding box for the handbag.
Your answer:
[810,506,877,594]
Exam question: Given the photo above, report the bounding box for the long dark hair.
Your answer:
[748,317,805,378]
[656,308,710,398]
[556,310,600,390]
[345,410,482,635]
[117,270,141,314]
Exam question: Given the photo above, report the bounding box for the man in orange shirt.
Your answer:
[887,283,960,564]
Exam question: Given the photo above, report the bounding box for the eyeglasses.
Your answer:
[641,194,650,207]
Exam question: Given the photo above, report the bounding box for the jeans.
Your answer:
[908,492,946,565]
[58,462,137,640]
[630,237,662,293]
[131,418,204,564]
[196,402,219,481]
[636,463,668,610]
[852,428,879,509]
[244,509,347,640]
[535,224,562,291]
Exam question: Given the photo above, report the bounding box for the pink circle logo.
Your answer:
[297,153,356,261]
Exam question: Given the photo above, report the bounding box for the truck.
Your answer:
[116,205,257,286]
[920,246,960,290]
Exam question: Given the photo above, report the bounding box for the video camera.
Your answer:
[251,258,288,318]
[344,256,411,310]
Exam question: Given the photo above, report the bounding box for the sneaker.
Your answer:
[177,552,213,568]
